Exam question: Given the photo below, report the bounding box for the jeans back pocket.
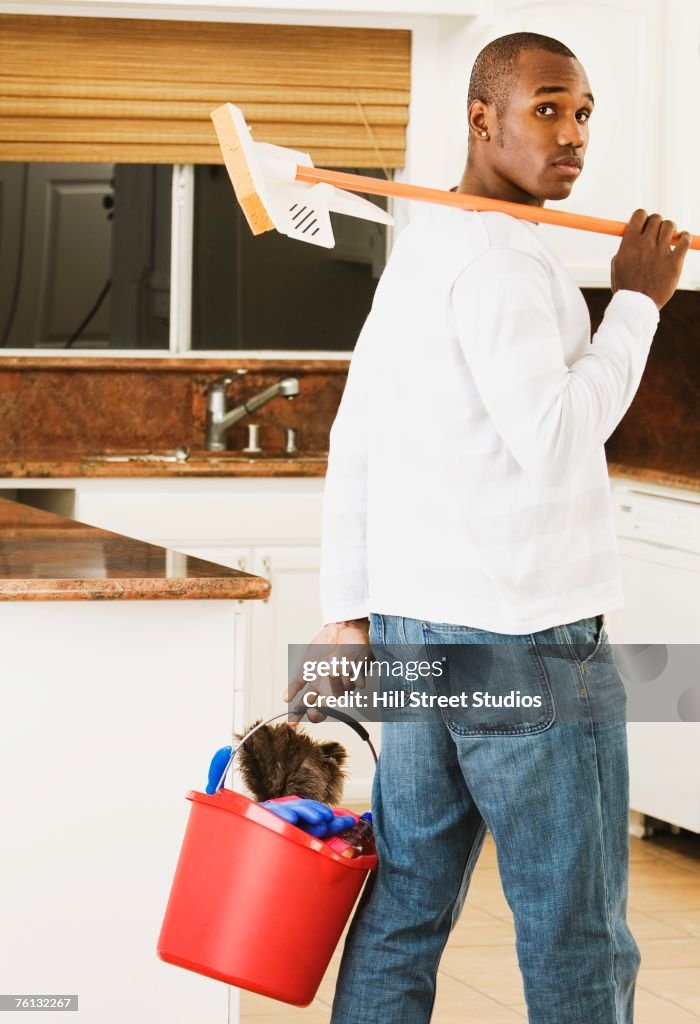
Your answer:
[420,622,556,736]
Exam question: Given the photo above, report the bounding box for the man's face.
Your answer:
[487,50,594,203]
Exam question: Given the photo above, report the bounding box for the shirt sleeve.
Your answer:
[449,247,660,485]
[319,318,372,625]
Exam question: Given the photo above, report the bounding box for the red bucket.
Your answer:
[157,787,377,1006]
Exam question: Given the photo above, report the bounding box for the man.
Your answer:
[286,31,690,1024]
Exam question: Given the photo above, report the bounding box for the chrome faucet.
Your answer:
[205,375,300,451]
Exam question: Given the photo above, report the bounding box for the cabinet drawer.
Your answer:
[74,479,324,544]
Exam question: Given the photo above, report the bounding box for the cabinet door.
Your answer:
[248,546,322,723]
[627,723,700,833]
[248,546,379,802]
[156,543,255,755]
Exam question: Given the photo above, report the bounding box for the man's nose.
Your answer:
[557,117,586,148]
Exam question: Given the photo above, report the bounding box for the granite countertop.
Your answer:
[0,450,328,479]
[0,499,271,601]
[0,451,696,492]
[606,462,699,493]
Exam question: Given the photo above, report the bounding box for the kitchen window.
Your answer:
[0,160,390,353]
[191,164,390,351]
[0,14,407,355]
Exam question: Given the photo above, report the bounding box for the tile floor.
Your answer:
[240,826,700,1023]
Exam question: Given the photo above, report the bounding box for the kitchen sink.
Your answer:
[83,449,189,463]
[200,453,329,463]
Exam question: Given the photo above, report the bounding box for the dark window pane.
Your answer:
[191,164,389,351]
[0,163,171,349]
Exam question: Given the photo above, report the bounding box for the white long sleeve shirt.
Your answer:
[320,206,660,635]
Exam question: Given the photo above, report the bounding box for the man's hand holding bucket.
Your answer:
[284,617,372,724]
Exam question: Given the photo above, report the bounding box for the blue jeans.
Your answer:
[330,613,639,1024]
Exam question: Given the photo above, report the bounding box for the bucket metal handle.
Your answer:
[214,706,378,795]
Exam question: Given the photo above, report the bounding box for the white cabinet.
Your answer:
[1,599,240,1024]
[9,477,380,801]
[169,537,376,799]
[74,479,379,797]
[73,478,324,546]
[606,478,700,834]
[249,545,322,721]
[606,478,700,644]
[486,0,700,287]
[165,542,324,722]
[72,479,324,726]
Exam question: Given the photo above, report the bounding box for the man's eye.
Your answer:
[536,105,555,115]
[577,110,592,123]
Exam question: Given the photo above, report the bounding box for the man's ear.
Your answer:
[468,99,490,142]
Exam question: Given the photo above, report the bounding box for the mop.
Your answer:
[210,102,698,251]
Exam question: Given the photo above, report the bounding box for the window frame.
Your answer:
[0,161,394,358]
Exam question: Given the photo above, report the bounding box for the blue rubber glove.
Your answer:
[260,798,356,838]
[206,745,233,794]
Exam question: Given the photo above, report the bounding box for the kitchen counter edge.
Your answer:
[0,499,271,602]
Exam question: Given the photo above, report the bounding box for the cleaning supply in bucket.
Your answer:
[157,710,379,1006]
[205,744,232,794]
[260,797,373,856]
[234,718,348,803]
[326,811,375,858]
[259,795,357,837]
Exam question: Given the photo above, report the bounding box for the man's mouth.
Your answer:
[552,157,582,177]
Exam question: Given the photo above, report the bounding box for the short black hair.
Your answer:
[468,31,578,123]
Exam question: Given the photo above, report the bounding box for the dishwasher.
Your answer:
[605,478,700,834]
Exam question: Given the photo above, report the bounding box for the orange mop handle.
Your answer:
[295,165,700,251]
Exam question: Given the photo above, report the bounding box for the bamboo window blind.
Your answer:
[0,15,410,167]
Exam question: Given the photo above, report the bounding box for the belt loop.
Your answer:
[370,612,384,644]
